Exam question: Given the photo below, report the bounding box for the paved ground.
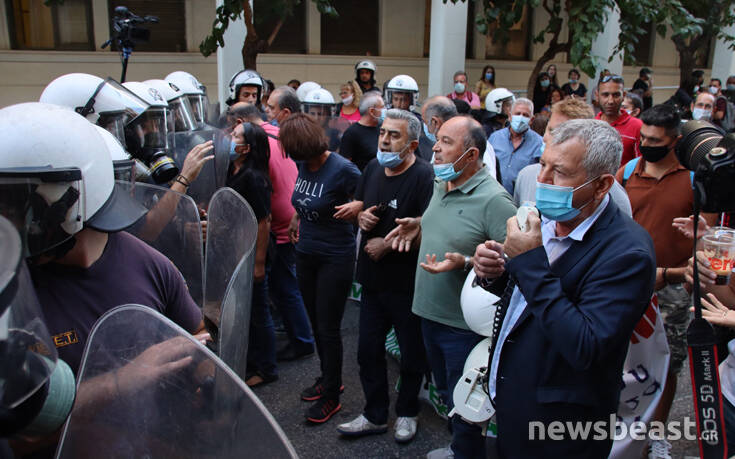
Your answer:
[253,300,703,458]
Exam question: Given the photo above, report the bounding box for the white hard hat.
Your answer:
[0,103,146,240]
[462,337,492,375]
[228,69,264,105]
[460,272,499,337]
[165,71,206,96]
[122,82,169,107]
[40,73,149,125]
[485,88,515,116]
[296,81,322,102]
[355,60,376,72]
[385,74,420,109]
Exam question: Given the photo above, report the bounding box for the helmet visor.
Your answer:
[0,168,83,257]
[127,108,171,150]
[169,97,197,132]
[302,103,335,120]
[84,78,149,125]
[97,113,129,148]
[187,94,209,125]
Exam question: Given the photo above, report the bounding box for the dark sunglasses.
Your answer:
[600,75,624,84]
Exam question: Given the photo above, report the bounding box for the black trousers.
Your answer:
[358,288,428,424]
[295,251,354,399]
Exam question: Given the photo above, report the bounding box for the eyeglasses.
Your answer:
[600,75,624,84]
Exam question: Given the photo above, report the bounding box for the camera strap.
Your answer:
[688,199,728,458]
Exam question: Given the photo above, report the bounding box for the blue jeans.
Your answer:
[421,318,485,459]
[248,278,276,376]
[268,242,314,350]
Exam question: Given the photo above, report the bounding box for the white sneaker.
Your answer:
[648,438,672,459]
[426,445,454,459]
[336,414,387,437]
[394,416,418,443]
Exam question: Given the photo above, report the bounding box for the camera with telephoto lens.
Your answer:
[676,120,735,213]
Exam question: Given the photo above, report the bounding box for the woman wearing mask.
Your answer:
[546,64,560,88]
[226,121,277,388]
[281,113,361,424]
[532,72,552,114]
[337,80,363,123]
[561,68,587,98]
[475,65,496,109]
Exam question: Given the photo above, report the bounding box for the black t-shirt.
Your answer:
[355,157,434,292]
[561,82,587,98]
[31,232,202,374]
[633,78,653,110]
[226,164,272,221]
[339,122,379,172]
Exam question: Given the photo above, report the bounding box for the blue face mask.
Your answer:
[454,82,466,94]
[423,122,436,143]
[373,107,386,123]
[376,145,408,169]
[269,118,279,127]
[510,115,530,134]
[540,80,550,88]
[534,176,598,222]
[539,141,546,156]
[433,148,471,182]
[230,138,246,160]
[485,72,493,81]
[569,79,578,84]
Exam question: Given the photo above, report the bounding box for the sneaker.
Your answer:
[337,414,388,437]
[426,445,454,459]
[648,438,672,459]
[305,397,341,423]
[394,416,418,443]
[300,378,344,401]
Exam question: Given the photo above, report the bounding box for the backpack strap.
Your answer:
[266,133,279,140]
[621,157,640,188]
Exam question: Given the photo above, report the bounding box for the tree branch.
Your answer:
[267,17,285,47]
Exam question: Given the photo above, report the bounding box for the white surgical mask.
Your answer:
[709,86,719,95]
[692,107,712,121]
[341,95,354,105]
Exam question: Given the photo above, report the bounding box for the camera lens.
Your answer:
[148,153,178,183]
[676,120,723,171]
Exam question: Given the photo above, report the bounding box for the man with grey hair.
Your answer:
[337,109,433,443]
[489,97,543,195]
[474,118,656,458]
[264,86,301,126]
[339,92,386,171]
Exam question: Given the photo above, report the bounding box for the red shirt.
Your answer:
[596,111,642,166]
[263,123,298,243]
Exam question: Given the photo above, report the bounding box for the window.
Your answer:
[106,0,186,52]
[321,0,379,56]
[254,0,306,54]
[482,6,530,60]
[8,0,93,50]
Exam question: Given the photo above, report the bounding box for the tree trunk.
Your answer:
[241,1,259,69]
[527,42,569,101]
[673,32,712,87]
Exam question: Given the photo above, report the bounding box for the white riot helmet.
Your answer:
[0,103,147,257]
[120,82,179,183]
[165,71,210,125]
[460,272,499,337]
[296,81,322,102]
[355,60,376,73]
[485,88,515,116]
[228,69,264,106]
[385,75,420,110]
[40,73,149,149]
[302,88,336,118]
[144,79,198,132]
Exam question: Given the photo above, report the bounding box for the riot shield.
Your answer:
[204,188,258,379]
[55,305,298,459]
[118,181,204,307]
[326,116,351,152]
[171,128,229,210]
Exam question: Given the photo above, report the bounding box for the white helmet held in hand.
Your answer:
[0,103,147,256]
[302,88,336,118]
[460,271,499,337]
[296,81,322,102]
[485,88,515,116]
[385,75,420,110]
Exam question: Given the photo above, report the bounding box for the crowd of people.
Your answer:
[4,56,735,459]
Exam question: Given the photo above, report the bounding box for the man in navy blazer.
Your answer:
[473,119,656,458]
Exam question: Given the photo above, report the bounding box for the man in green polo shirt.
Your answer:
[386,116,516,458]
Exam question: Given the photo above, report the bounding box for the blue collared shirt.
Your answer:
[489,127,543,195]
[489,194,610,399]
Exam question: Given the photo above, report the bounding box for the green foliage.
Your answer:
[199,0,337,58]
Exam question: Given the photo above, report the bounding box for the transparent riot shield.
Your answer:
[55,305,298,459]
[171,128,229,211]
[204,188,258,379]
[118,181,204,307]
[326,116,351,152]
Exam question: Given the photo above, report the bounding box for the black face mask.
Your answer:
[639,143,671,163]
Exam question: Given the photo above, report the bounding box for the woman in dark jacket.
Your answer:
[532,72,552,114]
